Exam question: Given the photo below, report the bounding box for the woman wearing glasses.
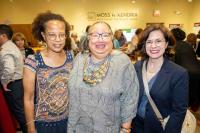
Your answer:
[23,12,73,133]
[67,21,139,133]
[132,24,188,133]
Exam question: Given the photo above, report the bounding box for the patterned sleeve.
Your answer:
[120,58,139,123]
[24,54,37,73]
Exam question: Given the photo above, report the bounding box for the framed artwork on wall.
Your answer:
[146,23,164,27]
[169,24,183,29]
[193,22,200,34]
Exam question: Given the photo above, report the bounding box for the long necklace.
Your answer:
[83,55,110,86]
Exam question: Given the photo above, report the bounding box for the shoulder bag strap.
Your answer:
[142,61,164,123]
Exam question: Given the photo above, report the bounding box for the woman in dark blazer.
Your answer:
[132,25,188,133]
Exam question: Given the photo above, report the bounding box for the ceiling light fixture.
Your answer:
[131,0,136,4]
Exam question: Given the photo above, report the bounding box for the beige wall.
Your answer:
[189,0,200,33]
[0,0,199,36]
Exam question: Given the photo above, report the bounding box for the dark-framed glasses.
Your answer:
[45,32,66,41]
[88,32,112,40]
[146,39,166,46]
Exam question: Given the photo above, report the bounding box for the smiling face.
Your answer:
[15,37,25,50]
[42,20,66,53]
[88,22,113,62]
[145,30,168,60]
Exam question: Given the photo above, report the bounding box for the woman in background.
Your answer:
[133,25,188,133]
[23,12,73,133]
[12,32,34,59]
[126,28,143,54]
[186,33,197,50]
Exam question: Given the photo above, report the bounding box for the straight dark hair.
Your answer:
[0,24,13,39]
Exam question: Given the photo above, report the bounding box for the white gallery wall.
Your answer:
[0,0,199,36]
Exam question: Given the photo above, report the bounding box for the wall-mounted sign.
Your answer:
[193,22,200,33]
[194,22,200,27]
[169,24,183,29]
[146,23,164,27]
[87,11,138,21]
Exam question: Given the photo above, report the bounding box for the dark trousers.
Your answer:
[35,119,68,133]
[4,79,27,133]
[132,115,145,133]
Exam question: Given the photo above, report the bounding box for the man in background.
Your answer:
[196,30,200,57]
[0,24,27,133]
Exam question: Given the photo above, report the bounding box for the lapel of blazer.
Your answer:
[138,60,146,102]
[150,58,171,95]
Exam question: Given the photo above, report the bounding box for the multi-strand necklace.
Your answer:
[83,55,111,86]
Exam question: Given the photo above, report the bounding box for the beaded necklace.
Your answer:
[83,55,111,86]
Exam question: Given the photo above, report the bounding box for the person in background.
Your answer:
[133,24,188,133]
[0,24,27,133]
[118,30,127,47]
[64,36,78,57]
[171,28,200,126]
[196,30,200,57]
[71,32,80,45]
[12,32,34,59]
[126,28,143,54]
[68,21,139,133]
[0,43,16,133]
[113,30,121,49]
[23,12,73,133]
[186,33,197,51]
[79,25,91,51]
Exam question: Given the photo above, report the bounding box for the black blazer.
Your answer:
[25,47,34,58]
[175,40,200,75]
[134,58,188,133]
[196,41,200,57]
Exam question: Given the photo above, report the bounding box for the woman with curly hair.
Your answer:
[23,11,73,133]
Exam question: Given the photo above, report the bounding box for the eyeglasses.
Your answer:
[45,32,66,41]
[88,32,112,40]
[146,39,166,46]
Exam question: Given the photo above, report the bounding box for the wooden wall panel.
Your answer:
[10,24,38,47]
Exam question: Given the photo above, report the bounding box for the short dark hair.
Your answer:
[85,25,91,33]
[0,24,13,39]
[135,28,143,35]
[171,28,186,41]
[32,11,70,42]
[138,24,175,58]
[186,33,197,46]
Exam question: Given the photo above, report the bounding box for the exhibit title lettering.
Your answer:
[87,11,138,21]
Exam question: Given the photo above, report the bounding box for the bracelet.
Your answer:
[121,127,131,133]
[26,120,35,125]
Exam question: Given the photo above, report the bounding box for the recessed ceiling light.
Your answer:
[131,0,136,4]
